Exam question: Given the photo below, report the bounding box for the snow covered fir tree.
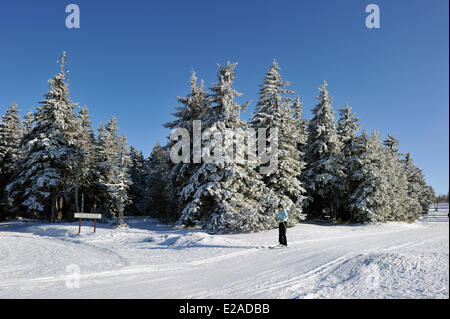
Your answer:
[172,62,277,233]
[0,52,436,233]
[302,81,346,221]
[251,60,307,225]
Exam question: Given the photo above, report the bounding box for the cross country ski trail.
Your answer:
[0,206,448,298]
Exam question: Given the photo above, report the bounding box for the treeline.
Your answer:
[0,52,137,225]
[149,60,435,233]
[0,53,435,233]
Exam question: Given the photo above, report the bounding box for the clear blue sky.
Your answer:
[0,0,448,194]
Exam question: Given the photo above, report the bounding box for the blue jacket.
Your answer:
[277,209,288,222]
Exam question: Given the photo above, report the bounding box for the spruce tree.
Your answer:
[95,117,132,225]
[303,81,346,220]
[144,142,169,219]
[73,107,96,214]
[382,134,411,221]
[251,61,306,223]
[403,153,433,216]
[292,96,308,152]
[0,103,23,218]
[7,52,78,221]
[337,103,360,158]
[114,135,132,226]
[162,71,210,220]
[422,185,435,214]
[95,118,119,218]
[177,62,275,233]
[347,130,391,222]
[127,146,147,215]
[336,103,360,220]
[420,186,435,215]
[0,103,23,176]
[23,110,34,136]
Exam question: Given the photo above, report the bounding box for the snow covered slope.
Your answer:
[0,206,448,299]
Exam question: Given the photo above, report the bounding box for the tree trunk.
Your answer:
[75,173,79,213]
[57,197,63,221]
[117,189,124,226]
[51,196,56,223]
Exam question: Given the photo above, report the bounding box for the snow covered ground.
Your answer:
[0,205,448,299]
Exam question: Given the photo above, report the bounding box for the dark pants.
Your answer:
[279,222,287,246]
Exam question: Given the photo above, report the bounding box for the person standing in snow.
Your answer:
[277,204,288,246]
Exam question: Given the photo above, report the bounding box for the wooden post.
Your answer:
[75,213,101,234]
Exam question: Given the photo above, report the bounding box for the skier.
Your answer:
[277,204,288,247]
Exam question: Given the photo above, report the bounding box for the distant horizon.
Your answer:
[0,0,448,194]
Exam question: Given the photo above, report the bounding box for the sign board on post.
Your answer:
[75,213,102,234]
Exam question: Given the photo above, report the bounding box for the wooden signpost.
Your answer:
[74,213,102,234]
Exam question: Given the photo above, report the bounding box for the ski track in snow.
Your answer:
[247,236,447,299]
[0,206,448,298]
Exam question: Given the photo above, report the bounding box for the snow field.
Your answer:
[0,206,448,298]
